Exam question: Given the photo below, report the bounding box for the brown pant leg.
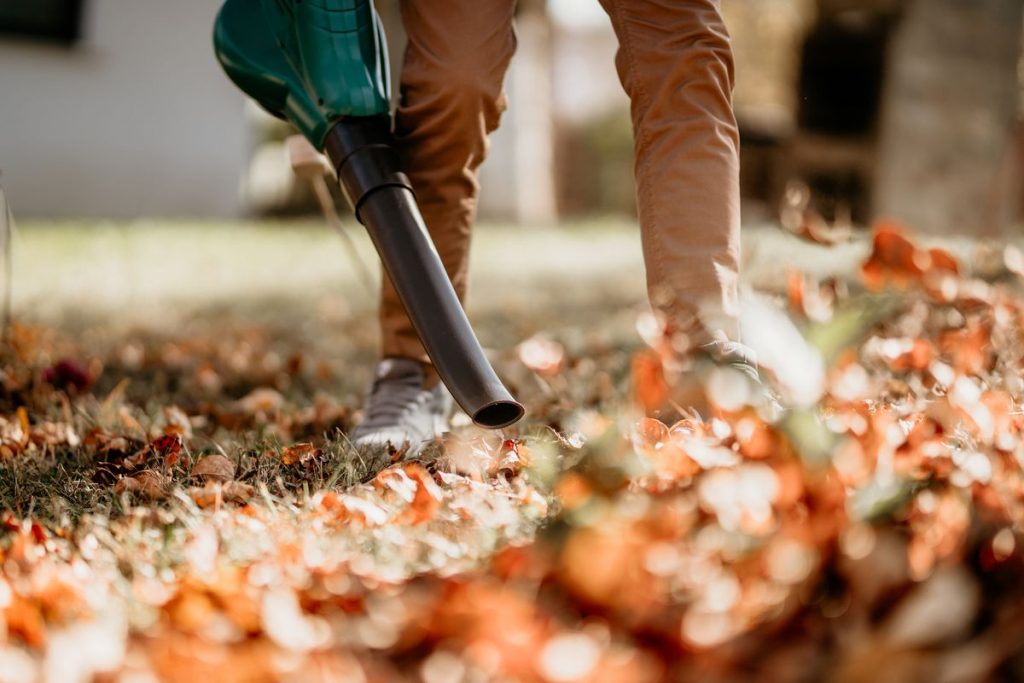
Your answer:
[380,0,517,363]
[598,0,741,344]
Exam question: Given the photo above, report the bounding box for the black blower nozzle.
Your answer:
[325,117,524,429]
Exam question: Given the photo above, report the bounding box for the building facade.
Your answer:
[0,0,249,219]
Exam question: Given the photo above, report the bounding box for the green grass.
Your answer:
[0,217,871,525]
[0,219,644,523]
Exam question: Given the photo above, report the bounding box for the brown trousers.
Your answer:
[381,0,741,362]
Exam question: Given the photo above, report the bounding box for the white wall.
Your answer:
[0,0,249,218]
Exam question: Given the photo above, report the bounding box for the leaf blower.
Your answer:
[213,0,524,429]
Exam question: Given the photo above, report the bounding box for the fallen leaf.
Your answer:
[279,442,320,466]
[5,595,47,648]
[861,221,924,290]
[115,470,167,499]
[862,221,960,292]
[16,406,29,447]
[188,481,254,507]
[398,463,443,525]
[41,358,93,392]
[162,405,193,439]
[191,454,235,482]
[491,439,529,477]
[235,387,284,415]
[151,434,183,466]
[631,349,669,414]
[321,492,390,526]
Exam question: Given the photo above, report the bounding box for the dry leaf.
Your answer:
[279,442,320,466]
[398,463,443,525]
[191,454,235,482]
[321,492,390,526]
[115,470,167,499]
[631,349,669,414]
[491,439,529,477]
[188,481,254,507]
[862,221,960,291]
[235,387,284,415]
[16,406,29,447]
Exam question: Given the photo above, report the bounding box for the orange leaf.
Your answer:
[939,322,991,375]
[151,434,182,466]
[399,463,443,525]
[861,221,923,290]
[733,413,777,460]
[631,350,669,415]
[5,594,47,648]
[861,221,962,293]
[554,472,593,511]
[926,247,960,276]
[491,439,530,477]
[786,269,805,313]
[188,481,254,508]
[633,417,668,455]
[16,406,29,447]
[879,338,936,372]
[279,442,320,466]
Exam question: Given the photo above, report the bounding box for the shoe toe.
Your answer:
[353,428,414,449]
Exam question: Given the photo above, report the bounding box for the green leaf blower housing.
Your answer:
[214,0,525,430]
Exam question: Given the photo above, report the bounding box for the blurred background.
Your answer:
[0,0,1020,234]
[0,0,1021,355]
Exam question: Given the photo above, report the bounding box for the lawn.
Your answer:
[2,218,1023,683]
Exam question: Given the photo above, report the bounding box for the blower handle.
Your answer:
[325,117,525,430]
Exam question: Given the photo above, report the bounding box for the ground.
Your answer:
[2,219,1024,683]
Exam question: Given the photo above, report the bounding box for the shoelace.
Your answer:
[358,377,431,430]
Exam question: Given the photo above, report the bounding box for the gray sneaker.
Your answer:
[351,358,453,450]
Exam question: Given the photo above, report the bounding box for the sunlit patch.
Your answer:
[538,632,600,682]
[517,336,566,378]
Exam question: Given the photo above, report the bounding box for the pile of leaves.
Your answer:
[4,223,1024,682]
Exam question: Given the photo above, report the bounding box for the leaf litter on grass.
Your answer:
[4,222,1024,681]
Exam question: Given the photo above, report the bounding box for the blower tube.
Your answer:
[324,117,525,429]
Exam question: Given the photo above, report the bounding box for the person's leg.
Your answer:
[380,0,518,367]
[598,0,741,345]
[353,0,516,448]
